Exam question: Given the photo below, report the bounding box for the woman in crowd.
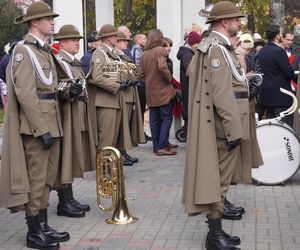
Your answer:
[140,29,176,156]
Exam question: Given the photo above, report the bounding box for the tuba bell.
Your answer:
[96,146,138,224]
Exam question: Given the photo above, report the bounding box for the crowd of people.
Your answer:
[1,1,300,250]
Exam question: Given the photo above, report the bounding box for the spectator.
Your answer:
[80,31,101,75]
[282,30,299,91]
[176,31,201,139]
[140,29,176,156]
[131,33,152,141]
[258,25,295,126]
[235,33,254,72]
[0,39,19,111]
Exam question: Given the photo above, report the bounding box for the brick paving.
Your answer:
[1,127,300,250]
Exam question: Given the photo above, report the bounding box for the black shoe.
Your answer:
[122,156,134,166]
[145,133,152,141]
[206,218,240,250]
[57,188,85,218]
[68,185,90,212]
[222,205,243,220]
[225,199,245,214]
[39,209,70,243]
[123,151,138,163]
[26,214,60,250]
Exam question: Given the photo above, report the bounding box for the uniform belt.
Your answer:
[234,92,249,99]
[37,93,57,100]
[78,96,87,102]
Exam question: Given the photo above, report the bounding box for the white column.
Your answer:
[52,0,84,57]
[95,0,114,30]
[157,0,206,81]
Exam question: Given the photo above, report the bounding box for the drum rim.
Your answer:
[253,120,300,185]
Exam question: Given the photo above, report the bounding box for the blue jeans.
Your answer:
[149,101,173,151]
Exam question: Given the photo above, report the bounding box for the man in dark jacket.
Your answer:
[176,31,201,139]
[258,25,295,126]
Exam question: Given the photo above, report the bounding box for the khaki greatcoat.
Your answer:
[56,50,96,184]
[182,33,245,215]
[0,34,64,210]
[87,43,132,149]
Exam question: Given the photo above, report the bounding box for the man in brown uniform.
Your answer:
[54,25,96,218]
[182,2,248,249]
[87,24,130,157]
[114,32,146,164]
[0,2,73,249]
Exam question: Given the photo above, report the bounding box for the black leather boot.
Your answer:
[40,208,70,242]
[225,199,245,214]
[68,185,90,212]
[205,218,240,250]
[57,187,85,218]
[26,214,59,250]
[222,203,243,220]
[122,155,134,166]
[122,150,138,163]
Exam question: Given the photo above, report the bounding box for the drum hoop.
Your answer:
[256,120,297,135]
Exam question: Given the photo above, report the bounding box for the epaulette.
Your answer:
[198,39,211,53]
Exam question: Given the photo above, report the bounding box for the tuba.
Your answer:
[96,146,138,224]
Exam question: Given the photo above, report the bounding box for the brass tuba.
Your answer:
[96,146,138,224]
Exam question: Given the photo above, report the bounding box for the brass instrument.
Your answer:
[102,61,138,83]
[96,146,138,225]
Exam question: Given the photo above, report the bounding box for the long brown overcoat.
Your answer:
[293,69,300,139]
[182,33,243,214]
[56,50,96,184]
[0,34,64,210]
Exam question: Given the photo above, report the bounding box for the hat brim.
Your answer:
[15,12,59,24]
[96,31,118,39]
[205,13,246,24]
[54,34,84,40]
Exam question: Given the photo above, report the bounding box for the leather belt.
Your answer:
[78,96,87,102]
[37,93,57,100]
[234,92,249,99]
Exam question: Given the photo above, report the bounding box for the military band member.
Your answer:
[182,2,249,249]
[114,32,146,165]
[87,24,129,156]
[0,2,71,249]
[54,25,96,218]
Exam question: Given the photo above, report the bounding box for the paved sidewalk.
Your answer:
[1,131,300,249]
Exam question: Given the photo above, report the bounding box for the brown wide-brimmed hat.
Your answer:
[15,2,59,24]
[117,32,131,41]
[54,25,83,40]
[96,24,118,39]
[205,1,245,24]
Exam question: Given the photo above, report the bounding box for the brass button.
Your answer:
[204,65,207,69]
[206,106,210,109]
[206,92,209,95]
[205,79,208,83]
[196,100,200,103]
[207,120,211,123]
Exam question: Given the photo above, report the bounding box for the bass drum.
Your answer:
[252,120,300,185]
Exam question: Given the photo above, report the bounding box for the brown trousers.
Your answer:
[96,107,121,149]
[22,135,60,216]
[207,138,239,219]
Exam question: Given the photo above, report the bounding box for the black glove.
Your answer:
[227,138,241,152]
[119,80,129,91]
[249,77,260,98]
[69,82,82,98]
[40,132,53,150]
[127,80,139,87]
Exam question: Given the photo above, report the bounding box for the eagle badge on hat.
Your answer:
[15,53,24,62]
[211,58,220,68]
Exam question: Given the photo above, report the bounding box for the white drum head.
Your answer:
[252,121,300,184]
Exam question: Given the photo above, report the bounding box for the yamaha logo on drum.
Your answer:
[284,137,294,161]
